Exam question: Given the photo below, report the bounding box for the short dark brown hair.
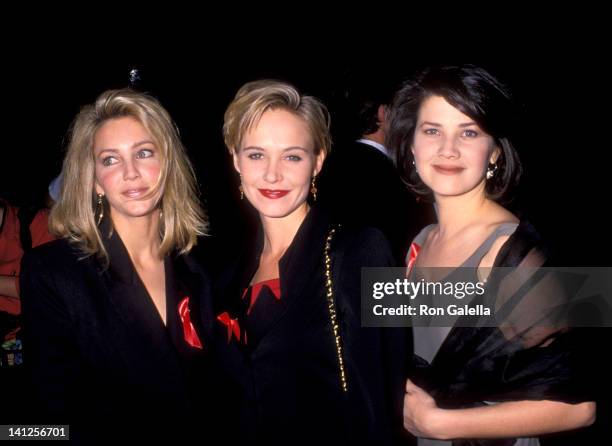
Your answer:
[386,65,523,203]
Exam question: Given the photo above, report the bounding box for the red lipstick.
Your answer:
[258,189,290,199]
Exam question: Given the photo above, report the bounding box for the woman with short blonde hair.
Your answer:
[194,79,407,444]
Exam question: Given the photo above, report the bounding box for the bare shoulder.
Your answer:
[478,204,520,269]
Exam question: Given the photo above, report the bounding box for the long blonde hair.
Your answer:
[50,88,207,264]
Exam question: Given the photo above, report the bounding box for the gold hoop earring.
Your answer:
[239,175,244,200]
[95,193,104,225]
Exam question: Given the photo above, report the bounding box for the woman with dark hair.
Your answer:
[386,65,595,445]
[20,89,213,443]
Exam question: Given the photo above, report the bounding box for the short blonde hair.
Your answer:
[50,88,207,263]
[223,79,332,155]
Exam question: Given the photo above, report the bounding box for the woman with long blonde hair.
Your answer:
[20,89,212,443]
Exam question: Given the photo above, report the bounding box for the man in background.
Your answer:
[318,75,433,263]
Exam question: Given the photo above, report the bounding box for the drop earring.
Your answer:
[486,163,498,180]
[95,193,104,225]
[310,175,318,202]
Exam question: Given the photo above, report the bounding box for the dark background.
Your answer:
[1,28,610,439]
[2,49,608,267]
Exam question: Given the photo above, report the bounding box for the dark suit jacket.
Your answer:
[195,206,412,445]
[19,224,215,443]
[318,140,435,264]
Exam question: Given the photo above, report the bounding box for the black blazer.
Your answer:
[19,224,215,443]
[318,140,435,264]
[197,206,412,445]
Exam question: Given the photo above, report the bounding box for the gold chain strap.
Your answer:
[324,226,348,393]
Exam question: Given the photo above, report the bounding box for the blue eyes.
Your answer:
[136,149,154,159]
[422,128,479,138]
[102,156,118,167]
[247,153,302,161]
[100,148,155,166]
